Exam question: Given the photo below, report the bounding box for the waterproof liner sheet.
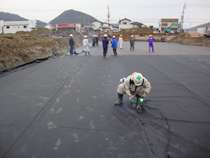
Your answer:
[0,42,210,158]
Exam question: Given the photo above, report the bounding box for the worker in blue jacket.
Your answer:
[111,36,118,56]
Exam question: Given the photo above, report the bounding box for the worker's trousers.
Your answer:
[103,48,108,56]
[130,44,134,50]
[117,83,146,97]
[70,46,74,55]
[119,42,123,49]
[149,45,154,52]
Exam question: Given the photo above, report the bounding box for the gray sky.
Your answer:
[1,0,210,28]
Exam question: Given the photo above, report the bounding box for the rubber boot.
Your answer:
[114,93,123,105]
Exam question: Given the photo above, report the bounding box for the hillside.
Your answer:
[0,12,47,27]
[49,9,96,27]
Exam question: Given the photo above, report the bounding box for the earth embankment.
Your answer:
[0,28,83,70]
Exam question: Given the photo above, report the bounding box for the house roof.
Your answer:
[131,22,143,26]
[119,18,132,22]
[110,23,119,27]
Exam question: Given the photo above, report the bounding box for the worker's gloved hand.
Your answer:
[141,94,147,98]
[129,95,136,103]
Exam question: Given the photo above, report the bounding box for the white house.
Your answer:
[91,20,103,31]
[0,20,37,34]
[102,22,110,28]
[101,22,113,31]
[118,18,133,31]
[119,18,131,25]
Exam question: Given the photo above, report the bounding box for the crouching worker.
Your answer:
[114,72,151,110]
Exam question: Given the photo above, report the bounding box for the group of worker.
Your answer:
[92,35,99,47]
[69,34,152,110]
[69,34,155,56]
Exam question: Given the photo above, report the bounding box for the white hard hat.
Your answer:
[113,36,115,38]
[131,35,134,37]
[104,34,107,37]
[133,73,143,86]
[84,35,87,38]
[120,35,122,36]
[150,35,152,37]
[70,34,73,37]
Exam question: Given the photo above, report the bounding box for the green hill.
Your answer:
[49,9,96,27]
[0,12,47,27]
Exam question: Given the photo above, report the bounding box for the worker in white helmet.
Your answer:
[83,35,91,56]
[119,35,123,49]
[69,34,74,55]
[102,34,109,58]
[114,72,151,110]
[130,35,135,51]
[148,35,155,52]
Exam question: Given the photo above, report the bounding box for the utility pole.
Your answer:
[107,5,110,24]
[181,3,186,29]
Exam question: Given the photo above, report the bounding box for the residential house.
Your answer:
[131,22,144,28]
[118,18,133,31]
[101,22,113,31]
[119,18,132,25]
[91,20,103,31]
[110,23,119,32]
[159,19,179,33]
[0,20,37,34]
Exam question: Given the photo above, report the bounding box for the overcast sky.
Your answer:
[1,0,210,28]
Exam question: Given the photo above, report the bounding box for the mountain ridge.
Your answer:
[0,12,47,27]
[0,10,97,28]
[49,9,97,27]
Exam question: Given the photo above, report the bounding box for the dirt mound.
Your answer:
[169,36,210,46]
[168,32,210,46]
[0,28,85,70]
[16,28,54,36]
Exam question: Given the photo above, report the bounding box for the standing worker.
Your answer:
[69,34,75,55]
[93,35,96,47]
[119,35,123,49]
[95,35,99,46]
[114,72,151,110]
[148,35,155,52]
[83,35,91,56]
[111,36,118,56]
[130,35,135,51]
[102,34,109,58]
